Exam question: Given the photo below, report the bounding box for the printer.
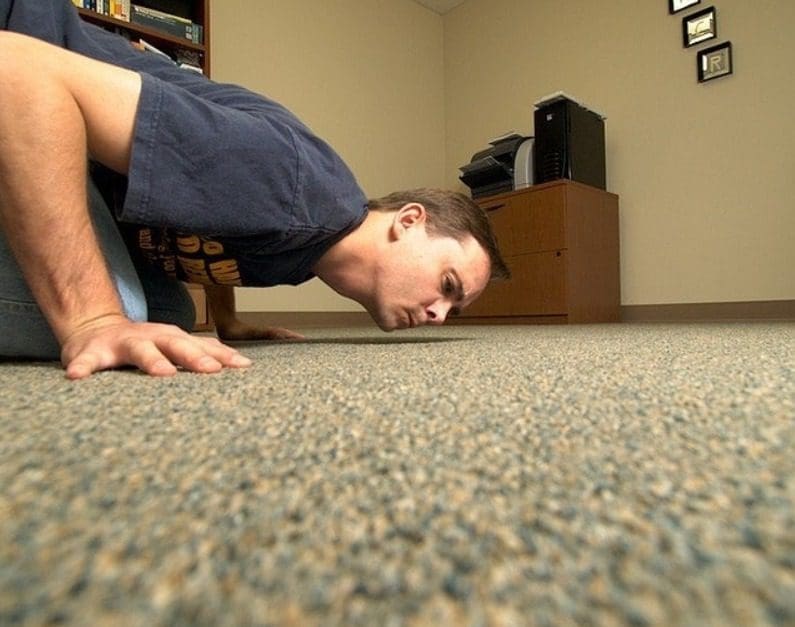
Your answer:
[459,132,534,199]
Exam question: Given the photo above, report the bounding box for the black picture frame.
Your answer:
[697,41,733,82]
[683,6,717,47]
[669,0,700,14]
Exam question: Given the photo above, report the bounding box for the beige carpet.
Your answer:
[1,322,794,626]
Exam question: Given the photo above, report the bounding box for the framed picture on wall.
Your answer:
[698,41,733,82]
[669,0,700,14]
[683,6,717,47]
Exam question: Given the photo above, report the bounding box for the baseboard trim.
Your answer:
[621,299,795,322]
[237,300,795,328]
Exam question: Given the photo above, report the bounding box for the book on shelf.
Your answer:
[130,4,203,44]
[73,0,132,22]
[178,63,203,74]
[75,1,204,45]
[136,38,204,74]
[175,48,203,73]
[138,38,172,59]
[111,0,131,21]
[133,4,192,25]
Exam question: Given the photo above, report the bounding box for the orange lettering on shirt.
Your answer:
[202,240,224,256]
[177,235,201,254]
[138,228,154,251]
[177,256,210,284]
[209,259,242,285]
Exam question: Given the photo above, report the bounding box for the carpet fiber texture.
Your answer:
[1,322,794,626]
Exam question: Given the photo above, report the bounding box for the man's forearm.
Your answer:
[0,33,139,343]
[0,110,123,343]
[203,284,237,330]
[0,33,252,377]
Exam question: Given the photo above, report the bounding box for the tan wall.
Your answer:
[213,0,793,313]
[445,0,795,305]
[210,0,445,312]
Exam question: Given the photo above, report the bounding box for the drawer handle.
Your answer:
[481,203,506,212]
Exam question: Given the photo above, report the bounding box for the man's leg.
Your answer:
[136,264,196,333]
[0,179,147,359]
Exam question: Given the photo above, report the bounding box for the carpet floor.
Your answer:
[1,322,794,626]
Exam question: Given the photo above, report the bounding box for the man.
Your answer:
[0,0,509,379]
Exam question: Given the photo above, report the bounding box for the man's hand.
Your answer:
[203,284,305,343]
[61,314,252,379]
[0,34,185,378]
[215,318,305,342]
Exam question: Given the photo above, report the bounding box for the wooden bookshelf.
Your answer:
[77,0,210,76]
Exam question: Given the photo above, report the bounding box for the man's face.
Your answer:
[366,206,491,331]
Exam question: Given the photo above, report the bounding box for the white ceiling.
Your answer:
[412,0,467,15]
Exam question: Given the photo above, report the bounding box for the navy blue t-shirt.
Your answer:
[1,0,368,286]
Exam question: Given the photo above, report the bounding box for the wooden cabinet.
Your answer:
[186,284,211,330]
[459,179,620,324]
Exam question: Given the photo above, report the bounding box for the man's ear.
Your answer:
[390,203,427,239]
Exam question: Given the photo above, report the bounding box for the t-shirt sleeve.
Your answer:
[121,73,366,239]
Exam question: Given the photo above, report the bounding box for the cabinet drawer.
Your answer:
[463,265,515,316]
[510,250,567,315]
[481,187,566,256]
[462,250,567,317]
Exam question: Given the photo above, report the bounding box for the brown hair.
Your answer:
[367,188,511,281]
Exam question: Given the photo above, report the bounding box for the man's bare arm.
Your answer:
[0,32,250,378]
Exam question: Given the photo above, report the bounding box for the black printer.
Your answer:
[459,132,534,199]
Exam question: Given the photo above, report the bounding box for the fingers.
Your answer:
[134,335,252,375]
[191,336,252,368]
[65,340,181,379]
[215,320,305,342]
[150,336,223,374]
[126,338,180,376]
[265,327,305,340]
[65,351,104,380]
[64,345,120,380]
[63,328,252,379]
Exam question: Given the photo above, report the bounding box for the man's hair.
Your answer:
[367,188,511,281]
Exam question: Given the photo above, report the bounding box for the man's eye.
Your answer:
[443,277,454,294]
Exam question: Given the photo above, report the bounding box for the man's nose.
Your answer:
[425,302,450,325]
